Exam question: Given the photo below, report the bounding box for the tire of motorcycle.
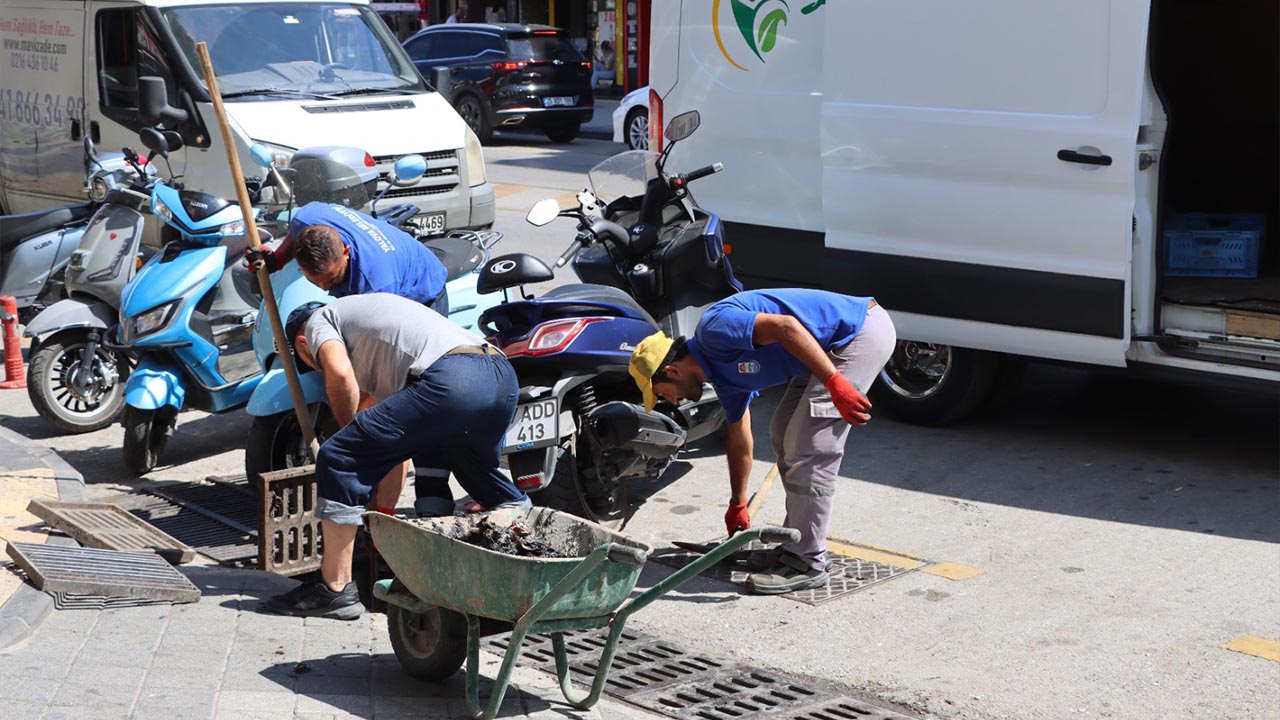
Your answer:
[122,405,174,475]
[531,435,627,530]
[386,601,468,682]
[26,333,127,434]
[244,407,338,495]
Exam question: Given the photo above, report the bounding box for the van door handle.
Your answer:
[1057,149,1112,166]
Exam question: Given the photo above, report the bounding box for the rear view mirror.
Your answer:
[526,198,560,226]
[138,76,188,129]
[139,127,171,157]
[665,110,700,143]
[392,155,427,186]
[250,144,275,168]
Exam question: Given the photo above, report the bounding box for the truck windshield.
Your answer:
[160,3,424,98]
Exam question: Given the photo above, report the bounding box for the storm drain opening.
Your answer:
[107,478,257,566]
[482,627,920,719]
[651,537,921,605]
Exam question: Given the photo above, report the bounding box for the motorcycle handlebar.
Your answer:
[554,238,582,268]
[680,162,723,184]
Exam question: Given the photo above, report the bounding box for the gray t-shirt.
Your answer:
[304,293,487,401]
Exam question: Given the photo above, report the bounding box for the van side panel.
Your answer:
[0,0,87,213]
[818,0,1151,365]
[656,0,825,285]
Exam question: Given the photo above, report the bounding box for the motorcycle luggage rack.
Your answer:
[256,465,323,577]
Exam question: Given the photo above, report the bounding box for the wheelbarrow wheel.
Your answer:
[387,604,468,682]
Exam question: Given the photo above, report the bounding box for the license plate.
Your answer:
[543,96,575,107]
[420,212,446,235]
[504,398,558,451]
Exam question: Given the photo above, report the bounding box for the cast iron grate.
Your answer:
[5,542,200,603]
[257,465,323,577]
[109,490,255,565]
[482,627,918,719]
[27,498,195,564]
[650,544,917,605]
[51,592,171,611]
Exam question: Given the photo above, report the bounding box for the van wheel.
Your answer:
[544,124,580,144]
[870,342,998,426]
[453,94,491,144]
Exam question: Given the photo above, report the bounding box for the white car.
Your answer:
[611,87,650,150]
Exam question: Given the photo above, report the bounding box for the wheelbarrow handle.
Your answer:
[606,543,647,566]
[757,527,801,545]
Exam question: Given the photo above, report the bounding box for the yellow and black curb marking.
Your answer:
[1224,636,1280,663]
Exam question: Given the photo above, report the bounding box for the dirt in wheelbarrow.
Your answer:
[455,517,570,558]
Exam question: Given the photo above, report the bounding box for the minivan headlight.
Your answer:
[464,128,486,187]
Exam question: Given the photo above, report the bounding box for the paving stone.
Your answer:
[0,700,45,718]
[140,662,224,692]
[294,671,370,696]
[42,704,133,720]
[72,645,156,669]
[0,669,62,701]
[370,662,451,699]
[51,664,144,706]
[219,664,301,693]
[134,686,216,719]
[293,692,373,715]
[370,694,453,720]
[293,652,371,677]
[214,688,297,715]
[133,707,215,720]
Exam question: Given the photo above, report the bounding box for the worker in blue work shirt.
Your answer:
[629,289,897,594]
[245,201,452,518]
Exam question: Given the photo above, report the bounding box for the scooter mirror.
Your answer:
[526,198,560,226]
[392,155,427,186]
[249,144,275,169]
[161,130,184,153]
[665,110,701,143]
[139,127,170,157]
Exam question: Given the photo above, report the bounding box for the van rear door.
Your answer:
[818,0,1151,366]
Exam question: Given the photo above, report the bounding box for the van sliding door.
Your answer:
[817,0,1150,366]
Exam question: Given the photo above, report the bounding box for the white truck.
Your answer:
[649,0,1278,423]
[0,0,493,234]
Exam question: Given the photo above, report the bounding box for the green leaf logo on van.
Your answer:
[715,0,825,71]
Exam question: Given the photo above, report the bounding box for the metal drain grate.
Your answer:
[109,491,255,565]
[650,544,917,605]
[51,592,171,611]
[27,499,195,564]
[257,466,323,577]
[6,542,200,603]
[482,627,918,719]
[145,480,257,535]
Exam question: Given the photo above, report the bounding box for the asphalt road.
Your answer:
[2,134,1277,720]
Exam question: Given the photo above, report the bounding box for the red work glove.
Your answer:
[824,373,871,425]
[725,502,750,536]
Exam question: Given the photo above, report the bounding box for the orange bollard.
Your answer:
[0,295,26,389]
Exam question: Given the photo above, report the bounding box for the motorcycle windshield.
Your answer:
[588,150,659,206]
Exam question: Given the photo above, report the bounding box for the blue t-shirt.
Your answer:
[290,202,447,305]
[687,288,873,423]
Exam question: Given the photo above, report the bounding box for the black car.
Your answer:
[404,23,594,144]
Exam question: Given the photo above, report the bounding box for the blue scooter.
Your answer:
[474,110,736,528]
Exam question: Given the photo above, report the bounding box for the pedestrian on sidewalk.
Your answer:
[592,41,616,93]
[244,200,451,515]
[628,289,896,594]
[265,294,529,619]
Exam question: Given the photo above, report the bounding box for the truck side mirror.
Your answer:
[139,76,189,129]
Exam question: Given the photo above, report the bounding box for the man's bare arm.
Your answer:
[316,341,360,426]
[751,313,839,382]
[725,407,753,505]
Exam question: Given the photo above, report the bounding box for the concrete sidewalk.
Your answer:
[0,423,85,649]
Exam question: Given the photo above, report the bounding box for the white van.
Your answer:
[0,0,493,235]
[649,0,1278,422]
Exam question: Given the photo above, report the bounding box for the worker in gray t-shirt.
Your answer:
[264,293,528,619]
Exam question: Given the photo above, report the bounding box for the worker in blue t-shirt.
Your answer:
[248,201,449,313]
[245,201,452,518]
[629,289,897,594]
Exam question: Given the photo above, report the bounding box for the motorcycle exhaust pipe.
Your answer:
[584,401,685,460]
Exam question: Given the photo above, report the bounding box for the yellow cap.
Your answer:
[628,332,673,412]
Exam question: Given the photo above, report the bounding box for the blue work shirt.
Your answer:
[289,202,447,305]
[687,289,874,424]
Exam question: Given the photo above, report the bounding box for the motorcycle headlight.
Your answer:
[131,300,178,339]
[217,219,246,237]
[252,141,294,170]
[464,128,486,187]
[88,175,111,202]
[154,200,174,225]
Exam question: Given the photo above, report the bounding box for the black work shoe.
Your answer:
[263,580,365,620]
[740,547,783,572]
[746,552,828,595]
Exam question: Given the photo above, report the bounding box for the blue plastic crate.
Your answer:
[1164,213,1264,278]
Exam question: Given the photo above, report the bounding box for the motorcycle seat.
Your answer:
[425,235,482,282]
[0,204,94,253]
[541,284,660,330]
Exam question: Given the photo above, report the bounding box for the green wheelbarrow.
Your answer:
[366,507,799,720]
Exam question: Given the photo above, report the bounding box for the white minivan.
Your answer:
[649,0,1278,422]
[0,0,493,234]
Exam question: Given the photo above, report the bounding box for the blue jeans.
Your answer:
[315,352,525,525]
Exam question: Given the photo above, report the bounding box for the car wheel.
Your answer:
[625,108,649,150]
[870,342,999,426]
[544,123,580,144]
[453,93,491,144]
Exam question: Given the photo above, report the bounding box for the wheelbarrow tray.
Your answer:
[367,508,652,623]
